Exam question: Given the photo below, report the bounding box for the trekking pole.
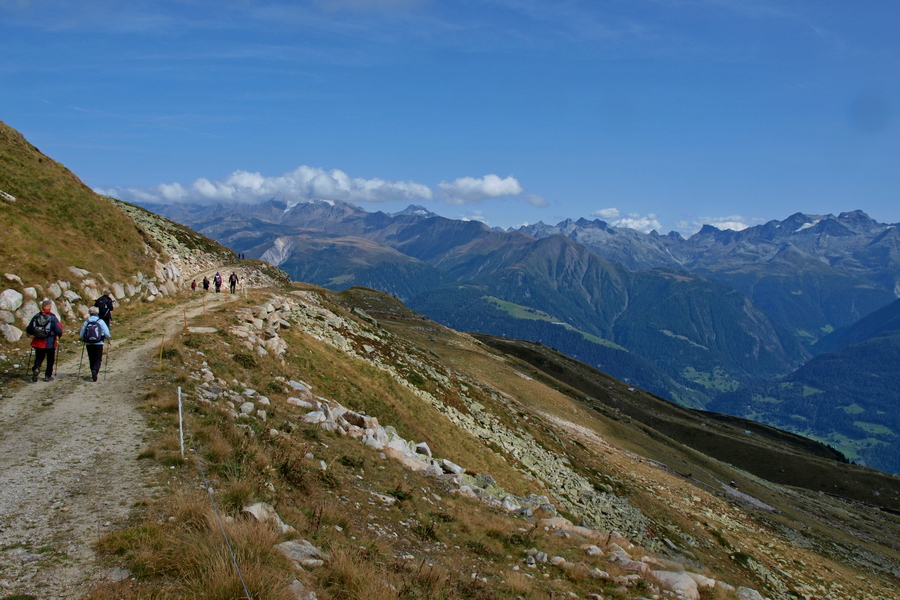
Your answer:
[54,341,60,378]
[78,342,85,378]
[104,341,110,381]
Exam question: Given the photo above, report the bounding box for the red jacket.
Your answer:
[29,310,63,349]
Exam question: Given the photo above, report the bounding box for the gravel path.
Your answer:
[0,296,222,597]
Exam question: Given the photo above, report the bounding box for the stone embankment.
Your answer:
[0,262,186,343]
[182,290,772,600]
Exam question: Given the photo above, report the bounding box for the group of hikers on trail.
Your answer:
[27,271,240,383]
[26,290,113,383]
[190,271,239,294]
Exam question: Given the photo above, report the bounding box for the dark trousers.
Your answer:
[33,347,56,377]
[87,344,104,374]
[230,283,236,293]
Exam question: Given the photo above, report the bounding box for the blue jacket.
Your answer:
[79,315,111,345]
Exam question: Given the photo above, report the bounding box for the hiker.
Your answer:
[229,271,239,293]
[94,290,114,328]
[202,276,210,292]
[26,299,63,382]
[191,279,197,292]
[213,272,223,293]
[79,306,111,382]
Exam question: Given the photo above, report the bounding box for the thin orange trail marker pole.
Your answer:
[184,308,188,331]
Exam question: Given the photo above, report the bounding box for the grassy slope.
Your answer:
[92,284,900,600]
[472,333,900,510]
[0,121,157,283]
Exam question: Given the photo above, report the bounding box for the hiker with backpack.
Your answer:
[202,276,210,292]
[26,299,63,382]
[213,272,223,293]
[79,306,111,382]
[94,290,114,328]
[229,271,239,294]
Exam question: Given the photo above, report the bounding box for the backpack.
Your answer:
[30,313,53,339]
[95,296,113,319]
[214,274,222,284]
[83,320,104,344]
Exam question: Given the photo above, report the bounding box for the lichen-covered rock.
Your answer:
[651,570,699,600]
[0,289,23,312]
[0,323,23,342]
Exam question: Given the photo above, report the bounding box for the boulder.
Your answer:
[651,571,699,600]
[276,539,329,570]
[736,587,765,600]
[684,572,716,589]
[0,289,23,312]
[303,411,327,424]
[441,459,464,474]
[187,326,218,334]
[286,396,316,409]
[414,442,432,458]
[16,300,39,325]
[537,516,575,531]
[1,323,23,342]
[242,502,296,535]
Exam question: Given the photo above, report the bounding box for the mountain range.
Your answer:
[138,198,900,474]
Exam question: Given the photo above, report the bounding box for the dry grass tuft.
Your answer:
[219,478,256,515]
[504,570,535,595]
[316,547,399,600]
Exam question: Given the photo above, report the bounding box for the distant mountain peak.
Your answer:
[394,204,437,218]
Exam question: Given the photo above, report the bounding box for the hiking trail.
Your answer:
[0,292,227,597]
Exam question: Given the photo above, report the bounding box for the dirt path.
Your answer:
[0,294,226,597]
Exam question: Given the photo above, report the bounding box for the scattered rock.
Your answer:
[276,539,330,570]
[242,502,295,535]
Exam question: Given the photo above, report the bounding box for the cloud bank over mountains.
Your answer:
[98,165,762,236]
[97,167,540,209]
[590,207,766,235]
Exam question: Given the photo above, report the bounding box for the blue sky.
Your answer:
[2,0,898,235]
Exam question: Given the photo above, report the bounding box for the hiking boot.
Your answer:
[43,375,54,382]
[91,370,98,382]
[32,368,39,383]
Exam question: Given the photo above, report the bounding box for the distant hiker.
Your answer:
[26,299,63,382]
[79,306,110,382]
[94,290,114,328]
[191,279,197,292]
[213,272,223,293]
[229,271,239,293]
[202,276,210,292]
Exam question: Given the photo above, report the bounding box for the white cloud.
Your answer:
[437,174,524,205]
[592,207,620,219]
[97,167,544,210]
[612,214,663,233]
[457,209,489,224]
[523,193,548,207]
[98,165,435,205]
[674,214,766,236]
